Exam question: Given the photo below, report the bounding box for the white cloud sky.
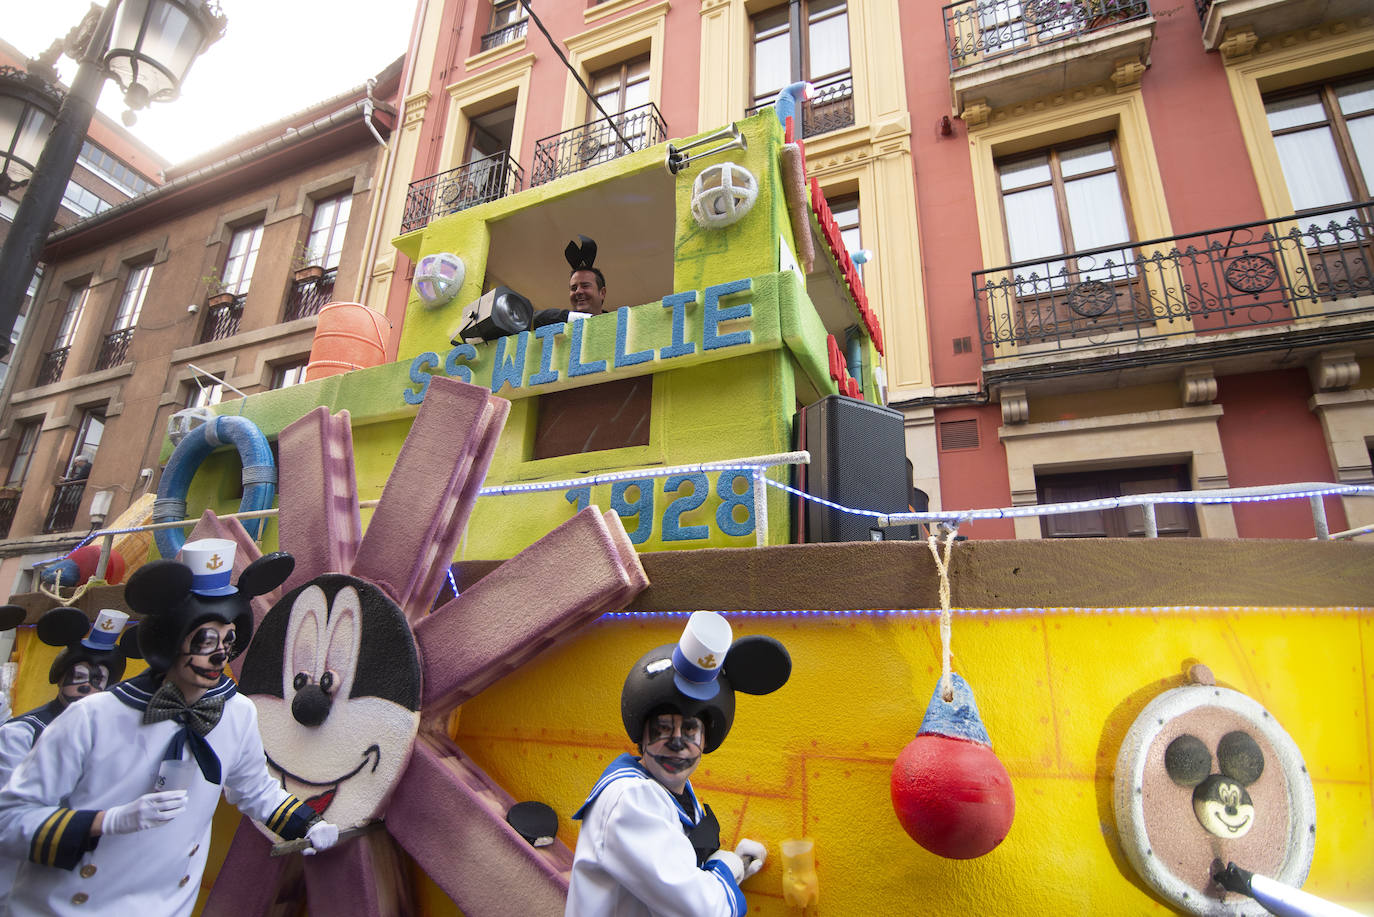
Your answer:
[7,0,416,166]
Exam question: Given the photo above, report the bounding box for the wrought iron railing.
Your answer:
[974,200,1374,360]
[401,152,524,234]
[43,479,86,534]
[746,73,856,137]
[285,269,336,321]
[94,328,134,371]
[480,18,527,51]
[36,347,69,386]
[200,295,244,343]
[0,489,18,539]
[531,102,667,187]
[944,0,1151,70]
[1193,0,1213,20]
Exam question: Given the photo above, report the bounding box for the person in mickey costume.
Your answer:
[0,538,339,916]
[566,611,790,917]
[0,605,139,909]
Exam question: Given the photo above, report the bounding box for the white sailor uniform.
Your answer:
[566,753,745,917]
[0,701,66,910]
[0,674,316,916]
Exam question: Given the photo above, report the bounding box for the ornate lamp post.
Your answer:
[0,0,226,357]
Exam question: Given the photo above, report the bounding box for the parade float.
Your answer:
[3,109,1372,916]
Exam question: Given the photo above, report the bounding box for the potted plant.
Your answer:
[292,243,326,284]
[202,269,237,309]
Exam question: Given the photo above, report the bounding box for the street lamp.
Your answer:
[0,0,227,357]
[0,67,63,197]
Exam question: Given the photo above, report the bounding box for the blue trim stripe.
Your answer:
[671,645,719,686]
[704,857,746,917]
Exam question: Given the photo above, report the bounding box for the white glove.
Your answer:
[101,791,188,835]
[735,838,767,879]
[302,820,339,855]
[708,839,767,883]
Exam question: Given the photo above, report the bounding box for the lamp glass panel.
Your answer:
[107,0,206,100]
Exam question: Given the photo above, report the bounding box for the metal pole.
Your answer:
[0,1,119,358]
[1309,494,1329,540]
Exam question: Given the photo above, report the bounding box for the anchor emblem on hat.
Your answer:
[207,554,225,570]
[698,653,716,668]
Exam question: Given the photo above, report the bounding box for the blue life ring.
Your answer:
[153,415,276,558]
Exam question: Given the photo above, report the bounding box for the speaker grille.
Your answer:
[793,396,909,542]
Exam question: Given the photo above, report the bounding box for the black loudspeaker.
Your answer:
[792,395,912,543]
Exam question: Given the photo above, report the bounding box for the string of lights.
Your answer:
[597,606,1373,620]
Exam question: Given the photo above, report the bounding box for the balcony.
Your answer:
[1195,0,1370,54]
[36,347,69,386]
[943,0,1154,118]
[974,200,1374,362]
[43,479,86,534]
[200,294,244,343]
[94,328,134,371]
[285,268,336,321]
[746,74,856,138]
[0,488,18,539]
[401,152,524,234]
[530,102,667,187]
[479,18,527,51]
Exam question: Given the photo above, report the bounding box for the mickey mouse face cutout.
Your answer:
[1113,668,1315,916]
[238,573,422,831]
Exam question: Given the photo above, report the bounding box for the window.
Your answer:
[6,421,40,487]
[78,142,156,196]
[1265,75,1373,218]
[221,223,264,295]
[997,136,1136,290]
[113,263,153,331]
[186,381,225,409]
[53,285,88,350]
[532,377,652,460]
[750,0,851,120]
[590,55,651,119]
[830,192,862,277]
[303,194,352,271]
[44,410,103,534]
[1037,464,1199,538]
[272,361,308,389]
[64,413,104,482]
[60,181,112,219]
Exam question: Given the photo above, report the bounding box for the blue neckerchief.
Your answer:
[111,671,237,784]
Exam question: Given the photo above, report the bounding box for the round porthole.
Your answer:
[1112,668,1315,916]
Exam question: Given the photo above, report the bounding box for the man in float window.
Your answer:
[0,540,339,916]
[566,611,791,917]
[534,235,611,331]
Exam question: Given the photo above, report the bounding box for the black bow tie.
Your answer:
[142,681,225,736]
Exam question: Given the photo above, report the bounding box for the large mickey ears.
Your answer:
[724,635,791,695]
[564,235,597,272]
[0,605,26,631]
[124,560,194,618]
[119,624,143,660]
[236,551,294,599]
[35,607,90,648]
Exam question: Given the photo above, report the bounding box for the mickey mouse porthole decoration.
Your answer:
[1113,664,1316,916]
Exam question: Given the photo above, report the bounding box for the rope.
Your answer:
[926,525,958,702]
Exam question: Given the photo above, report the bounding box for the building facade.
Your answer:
[0,62,401,595]
[0,38,168,379]
[363,0,1371,545]
[910,0,1373,540]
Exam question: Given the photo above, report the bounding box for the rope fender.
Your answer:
[153,415,276,558]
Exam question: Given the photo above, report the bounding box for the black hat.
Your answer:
[564,235,598,272]
[620,612,790,754]
[125,548,294,672]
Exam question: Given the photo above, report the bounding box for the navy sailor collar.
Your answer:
[572,752,705,828]
[110,670,238,711]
